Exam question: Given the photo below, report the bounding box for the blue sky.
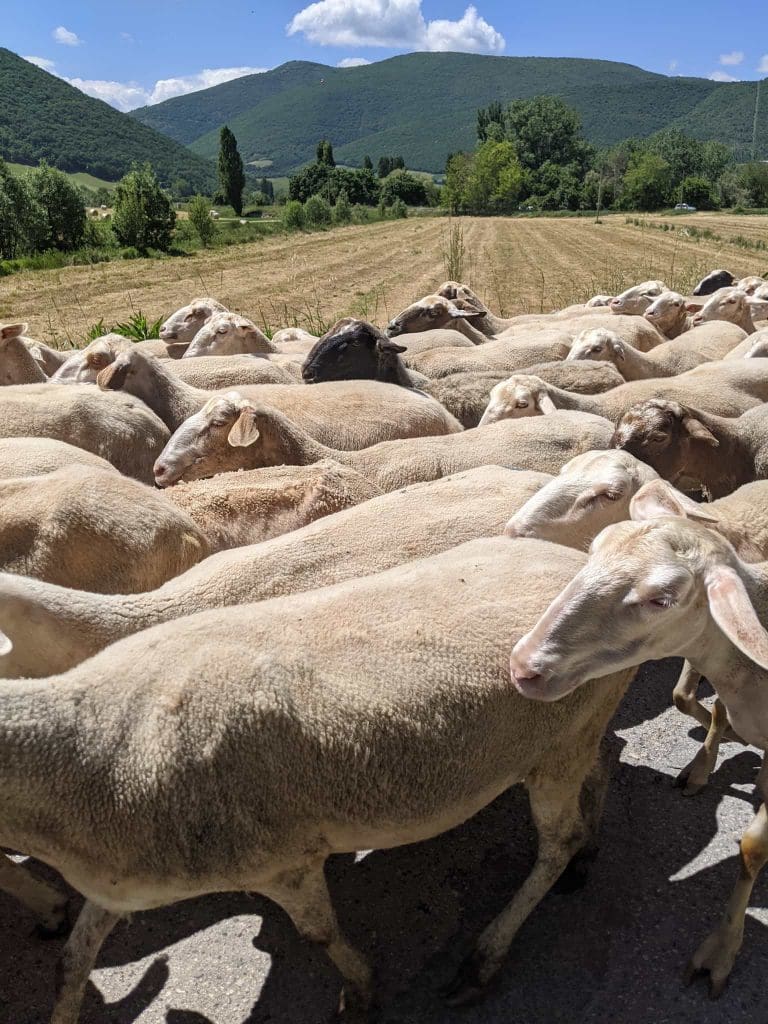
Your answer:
[4,0,767,111]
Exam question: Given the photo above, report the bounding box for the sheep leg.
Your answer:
[672,664,740,742]
[50,900,119,1024]
[443,769,587,1006]
[262,864,372,1021]
[676,698,731,796]
[685,769,768,998]
[0,852,69,937]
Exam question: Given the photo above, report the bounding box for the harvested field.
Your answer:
[2,213,767,347]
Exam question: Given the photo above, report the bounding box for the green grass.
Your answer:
[6,161,117,191]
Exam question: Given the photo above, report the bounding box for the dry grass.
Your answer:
[2,213,767,346]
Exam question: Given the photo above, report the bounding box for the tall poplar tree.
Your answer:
[218,126,245,216]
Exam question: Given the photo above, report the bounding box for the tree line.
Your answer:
[445,96,768,214]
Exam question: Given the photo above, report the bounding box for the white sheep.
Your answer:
[159,297,228,347]
[183,311,277,358]
[0,323,47,385]
[0,534,635,1023]
[510,516,768,999]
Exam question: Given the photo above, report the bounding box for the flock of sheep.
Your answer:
[3,260,768,1021]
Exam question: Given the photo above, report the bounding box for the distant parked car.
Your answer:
[674,203,697,212]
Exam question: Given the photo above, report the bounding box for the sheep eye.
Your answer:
[649,431,668,444]
[428,308,440,318]
[604,490,621,502]
[647,596,673,609]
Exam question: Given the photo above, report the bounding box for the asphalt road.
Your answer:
[2,657,766,1024]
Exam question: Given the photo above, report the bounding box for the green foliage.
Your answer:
[380,169,428,206]
[620,152,673,210]
[316,140,336,166]
[303,194,333,227]
[377,155,406,178]
[282,199,305,228]
[477,101,505,142]
[188,194,216,246]
[679,175,718,209]
[362,154,373,170]
[333,189,352,224]
[289,160,381,205]
[741,163,768,207]
[28,160,86,251]
[505,96,594,172]
[2,48,215,188]
[389,197,408,218]
[0,158,48,258]
[111,311,164,341]
[218,126,246,216]
[112,164,176,252]
[259,176,274,202]
[85,319,107,341]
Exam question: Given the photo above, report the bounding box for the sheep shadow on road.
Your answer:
[1,658,766,1024]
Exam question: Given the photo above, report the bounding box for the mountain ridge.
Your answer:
[131,53,767,175]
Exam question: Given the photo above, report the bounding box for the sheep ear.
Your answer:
[536,392,558,415]
[610,341,625,360]
[447,303,483,319]
[0,323,28,342]
[685,302,703,312]
[0,628,12,656]
[86,350,113,371]
[377,339,407,354]
[96,361,127,391]
[227,409,260,447]
[630,479,719,524]
[683,414,719,446]
[706,564,768,671]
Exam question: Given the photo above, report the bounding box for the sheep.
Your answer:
[159,297,227,347]
[642,291,692,338]
[23,338,70,376]
[478,361,768,426]
[611,399,768,499]
[50,334,133,384]
[166,461,381,552]
[183,311,277,358]
[509,516,768,998]
[692,269,736,295]
[567,324,747,380]
[171,355,299,387]
[0,323,47,385]
[627,477,768,795]
[403,332,575,379]
[687,286,768,334]
[0,465,552,678]
[386,293,492,344]
[271,326,318,349]
[98,348,461,444]
[435,281,612,331]
[422,363,624,428]
[0,438,119,479]
[737,275,765,295]
[0,384,169,484]
[741,336,768,359]
[0,464,208,592]
[153,401,613,490]
[0,534,635,1024]
[505,450,659,550]
[608,280,667,316]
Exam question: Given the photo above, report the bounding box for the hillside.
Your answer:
[0,49,216,189]
[132,53,767,175]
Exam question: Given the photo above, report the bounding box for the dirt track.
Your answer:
[1,214,766,346]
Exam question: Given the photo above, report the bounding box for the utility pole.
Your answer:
[751,78,762,162]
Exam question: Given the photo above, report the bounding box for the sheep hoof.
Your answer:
[441,951,486,1006]
[34,903,71,941]
[553,846,598,894]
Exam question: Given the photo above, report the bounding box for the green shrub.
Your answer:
[188,194,216,247]
[112,311,164,340]
[283,200,305,229]
[304,195,333,227]
[333,190,352,224]
[112,164,176,253]
[389,198,408,219]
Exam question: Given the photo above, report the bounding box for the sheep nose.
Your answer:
[385,323,401,337]
[154,462,171,487]
[509,650,544,694]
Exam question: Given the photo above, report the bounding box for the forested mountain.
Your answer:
[0,49,216,188]
[132,53,767,175]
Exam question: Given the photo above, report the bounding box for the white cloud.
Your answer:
[668,59,678,72]
[759,54,768,74]
[149,66,267,103]
[287,0,505,54]
[121,32,135,43]
[424,5,504,52]
[64,77,151,111]
[53,26,82,46]
[23,55,57,72]
[59,66,268,111]
[708,69,737,82]
[719,51,744,66]
[337,56,372,66]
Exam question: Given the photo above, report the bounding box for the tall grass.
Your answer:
[441,221,467,281]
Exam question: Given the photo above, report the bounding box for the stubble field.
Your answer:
[1,212,766,346]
